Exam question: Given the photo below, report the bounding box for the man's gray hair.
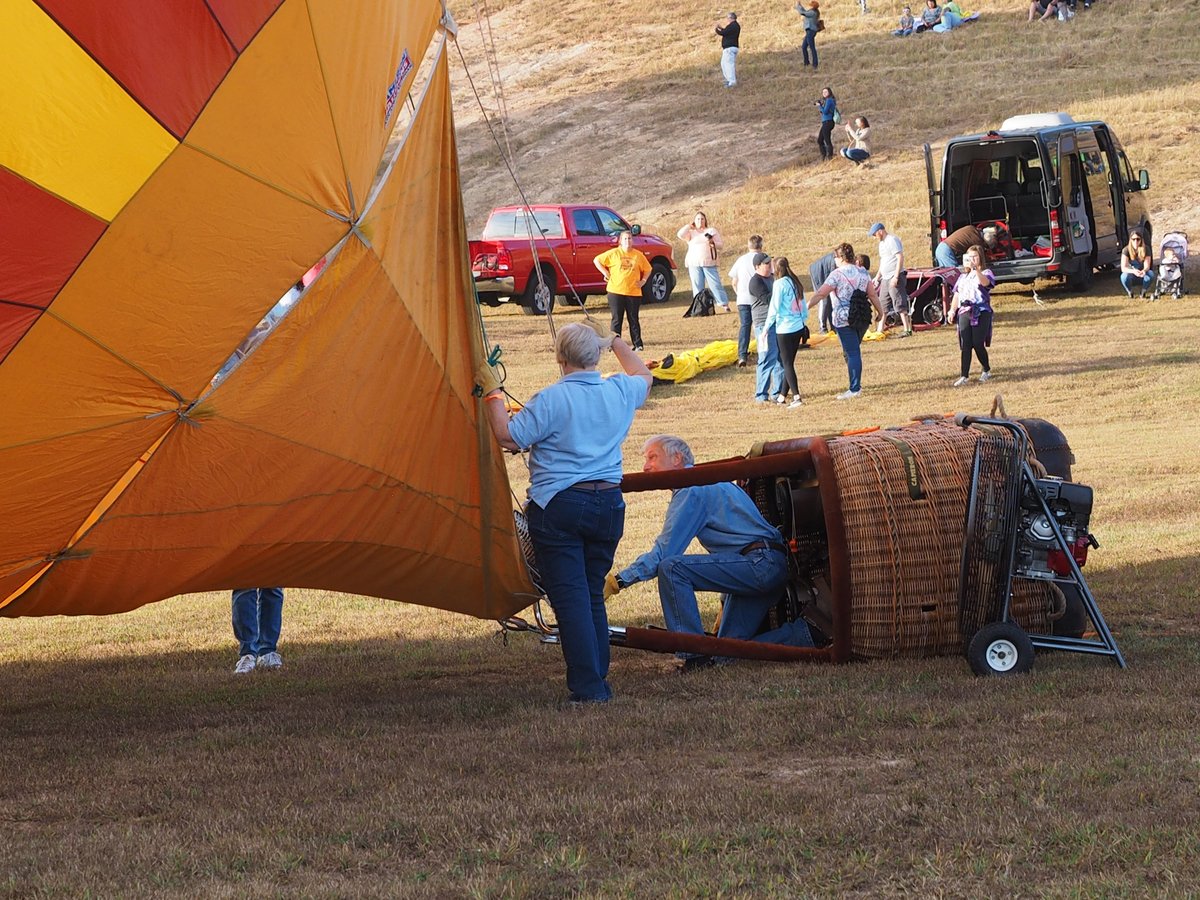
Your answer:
[645,434,694,467]
[555,322,601,369]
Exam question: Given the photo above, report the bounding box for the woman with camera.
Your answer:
[815,87,837,162]
[948,244,996,386]
[677,212,730,312]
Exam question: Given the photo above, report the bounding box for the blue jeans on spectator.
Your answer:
[802,30,818,67]
[527,487,624,703]
[737,304,753,361]
[720,46,738,86]
[755,322,785,400]
[656,548,812,658]
[1120,270,1155,297]
[232,588,284,657]
[689,265,730,308]
[932,10,961,30]
[935,240,959,268]
[835,325,864,393]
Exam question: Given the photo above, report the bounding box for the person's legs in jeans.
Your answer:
[835,326,862,392]
[737,304,753,361]
[820,296,833,333]
[701,267,730,308]
[802,31,819,68]
[777,330,802,397]
[755,323,781,399]
[528,490,623,702]
[935,241,958,268]
[721,47,738,85]
[232,589,260,658]
[624,294,643,347]
[608,292,626,337]
[255,588,284,655]
[657,550,787,655]
[687,265,706,298]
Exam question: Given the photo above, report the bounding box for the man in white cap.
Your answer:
[869,222,912,337]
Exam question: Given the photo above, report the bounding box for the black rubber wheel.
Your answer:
[643,261,675,303]
[476,291,502,308]
[921,299,944,325]
[967,621,1035,677]
[1065,259,1093,292]
[520,269,556,316]
[1051,585,1088,638]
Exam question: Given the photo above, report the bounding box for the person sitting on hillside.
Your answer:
[841,116,871,165]
[1028,0,1061,21]
[605,435,815,672]
[933,0,964,30]
[893,6,915,34]
[915,0,942,31]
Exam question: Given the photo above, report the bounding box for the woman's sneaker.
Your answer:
[233,654,257,675]
[835,389,861,400]
[257,651,283,671]
[978,371,992,382]
[788,398,804,409]
[953,376,970,387]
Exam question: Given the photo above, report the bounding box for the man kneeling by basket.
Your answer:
[604,435,815,671]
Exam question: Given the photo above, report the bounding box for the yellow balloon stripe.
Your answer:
[0,0,178,221]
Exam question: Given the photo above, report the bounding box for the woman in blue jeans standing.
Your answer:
[809,242,885,399]
[480,323,653,704]
[797,0,821,70]
[815,86,837,161]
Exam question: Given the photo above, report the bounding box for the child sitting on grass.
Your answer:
[893,6,915,34]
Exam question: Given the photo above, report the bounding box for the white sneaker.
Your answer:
[979,371,992,382]
[835,390,862,400]
[952,376,969,387]
[257,651,283,671]
[775,394,788,404]
[233,654,257,675]
[788,398,804,409]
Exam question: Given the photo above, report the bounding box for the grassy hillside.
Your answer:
[1,2,1198,895]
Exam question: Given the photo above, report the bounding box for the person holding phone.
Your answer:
[677,212,731,311]
[948,244,996,386]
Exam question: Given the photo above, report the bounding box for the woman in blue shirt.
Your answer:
[762,258,809,408]
[816,87,837,161]
[481,323,652,704]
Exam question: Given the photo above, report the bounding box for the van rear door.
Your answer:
[1075,127,1119,261]
[923,143,943,263]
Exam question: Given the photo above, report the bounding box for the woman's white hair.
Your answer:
[644,434,694,467]
[555,322,601,369]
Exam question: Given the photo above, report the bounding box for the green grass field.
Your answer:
[3,0,1200,895]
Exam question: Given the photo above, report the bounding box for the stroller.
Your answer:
[1151,232,1187,299]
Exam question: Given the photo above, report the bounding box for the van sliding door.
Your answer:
[1075,128,1119,261]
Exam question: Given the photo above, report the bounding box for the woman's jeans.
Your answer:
[232,588,284,657]
[755,323,785,400]
[835,325,864,392]
[841,148,870,164]
[1120,270,1155,296]
[737,304,753,361]
[688,265,729,307]
[527,487,625,702]
[957,311,992,377]
[932,11,961,30]
[607,292,642,346]
[817,120,835,160]
[802,30,818,67]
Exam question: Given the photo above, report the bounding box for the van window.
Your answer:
[483,209,566,239]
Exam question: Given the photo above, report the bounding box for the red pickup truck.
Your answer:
[469,204,678,315]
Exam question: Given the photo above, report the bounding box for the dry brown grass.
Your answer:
[3,1,1200,896]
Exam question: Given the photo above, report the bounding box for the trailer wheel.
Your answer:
[921,301,943,325]
[967,622,1035,677]
[520,269,556,316]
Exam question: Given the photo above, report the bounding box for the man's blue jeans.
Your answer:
[656,548,812,656]
[1120,270,1154,296]
[935,240,959,268]
[835,326,863,392]
[755,323,785,400]
[527,487,624,702]
[737,304,753,361]
[688,265,730,307]
[232,588,284,657]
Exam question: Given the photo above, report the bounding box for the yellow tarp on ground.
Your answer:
[0,1,533,618]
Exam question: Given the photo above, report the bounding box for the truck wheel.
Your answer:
[644,262,675,303]
[967,622,1035,677]
[520,269,556,316]
[1065,259,1093,292]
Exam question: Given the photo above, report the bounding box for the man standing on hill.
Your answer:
[870,223,913,337]
[715,12,740,88]
[728,234,764,366]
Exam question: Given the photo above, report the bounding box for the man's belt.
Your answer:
[569,480,622,492]
[740,540,788,555]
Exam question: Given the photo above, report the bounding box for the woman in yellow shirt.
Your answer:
[595,230,652,350]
